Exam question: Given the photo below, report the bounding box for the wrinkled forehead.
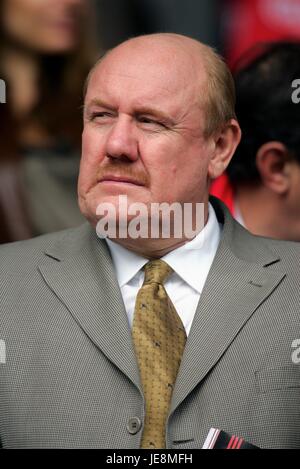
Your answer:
[85,39,208,106]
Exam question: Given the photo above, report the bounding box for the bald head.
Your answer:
[84,33,236,136]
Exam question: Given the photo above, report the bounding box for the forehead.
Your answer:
[85,42,207,111]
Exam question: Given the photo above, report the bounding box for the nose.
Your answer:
[105,115,139,162]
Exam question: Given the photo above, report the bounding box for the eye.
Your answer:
[86,110,116,124]
[138,116,166,128]
[90,111,114,120]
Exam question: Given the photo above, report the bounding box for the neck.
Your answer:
[236,183,293,239]
[112,236,192,259]
[107,202,209,258]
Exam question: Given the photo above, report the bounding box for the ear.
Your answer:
[208,119,241,180]
[256,142,292,194]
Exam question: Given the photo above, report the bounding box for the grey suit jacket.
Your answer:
[0,197,300,448]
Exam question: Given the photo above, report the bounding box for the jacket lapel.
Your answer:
[38,223,142,392]
[170,199,285,414]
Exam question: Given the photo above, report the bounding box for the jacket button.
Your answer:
[127,417,142,434]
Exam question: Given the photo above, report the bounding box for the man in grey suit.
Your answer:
[0,33,300,449]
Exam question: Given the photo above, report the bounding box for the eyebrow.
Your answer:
[134,106,173,123]
[84,98,115,113]
[84,98,174,123]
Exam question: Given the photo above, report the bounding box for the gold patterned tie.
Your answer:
[132,259,187,449]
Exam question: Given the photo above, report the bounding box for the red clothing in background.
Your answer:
[210,173,235,215]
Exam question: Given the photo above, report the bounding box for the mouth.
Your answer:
[98,175,145,186]
[50,16,79,33]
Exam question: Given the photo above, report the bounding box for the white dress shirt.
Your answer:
[105,203,221,336]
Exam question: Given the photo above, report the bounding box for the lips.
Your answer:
[98,175,145,186]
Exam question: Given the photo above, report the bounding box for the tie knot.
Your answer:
[143,260,173,286]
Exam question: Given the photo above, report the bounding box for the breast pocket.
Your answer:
[255,365,300,393]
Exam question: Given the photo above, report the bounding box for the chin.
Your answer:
[36,38,78,54]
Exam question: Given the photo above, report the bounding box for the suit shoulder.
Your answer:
[0,224,89,273]
[247,234,300,276]
[262,237,299,259]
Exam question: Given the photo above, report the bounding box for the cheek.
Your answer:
[166,142,210,200]
[79,129,104,190]
[140,139,185,199]
[81,127,106,165]
[141,135,180,169]
[291,181,300,215]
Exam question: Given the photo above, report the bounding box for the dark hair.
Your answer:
[0,43,95,159]
[227,41,300,186]
[0,2,97,242]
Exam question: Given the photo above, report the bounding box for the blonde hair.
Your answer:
[200,45,237,137]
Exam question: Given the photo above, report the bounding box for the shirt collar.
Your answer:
[162,203,221,293]
[105,236,149,287]
[105,203,221,292]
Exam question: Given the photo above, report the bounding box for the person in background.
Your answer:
[210,42,300,241]
[0,0,96,243]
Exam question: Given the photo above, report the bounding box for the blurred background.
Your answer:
[95,0,300,65]
[1,0,300,243]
